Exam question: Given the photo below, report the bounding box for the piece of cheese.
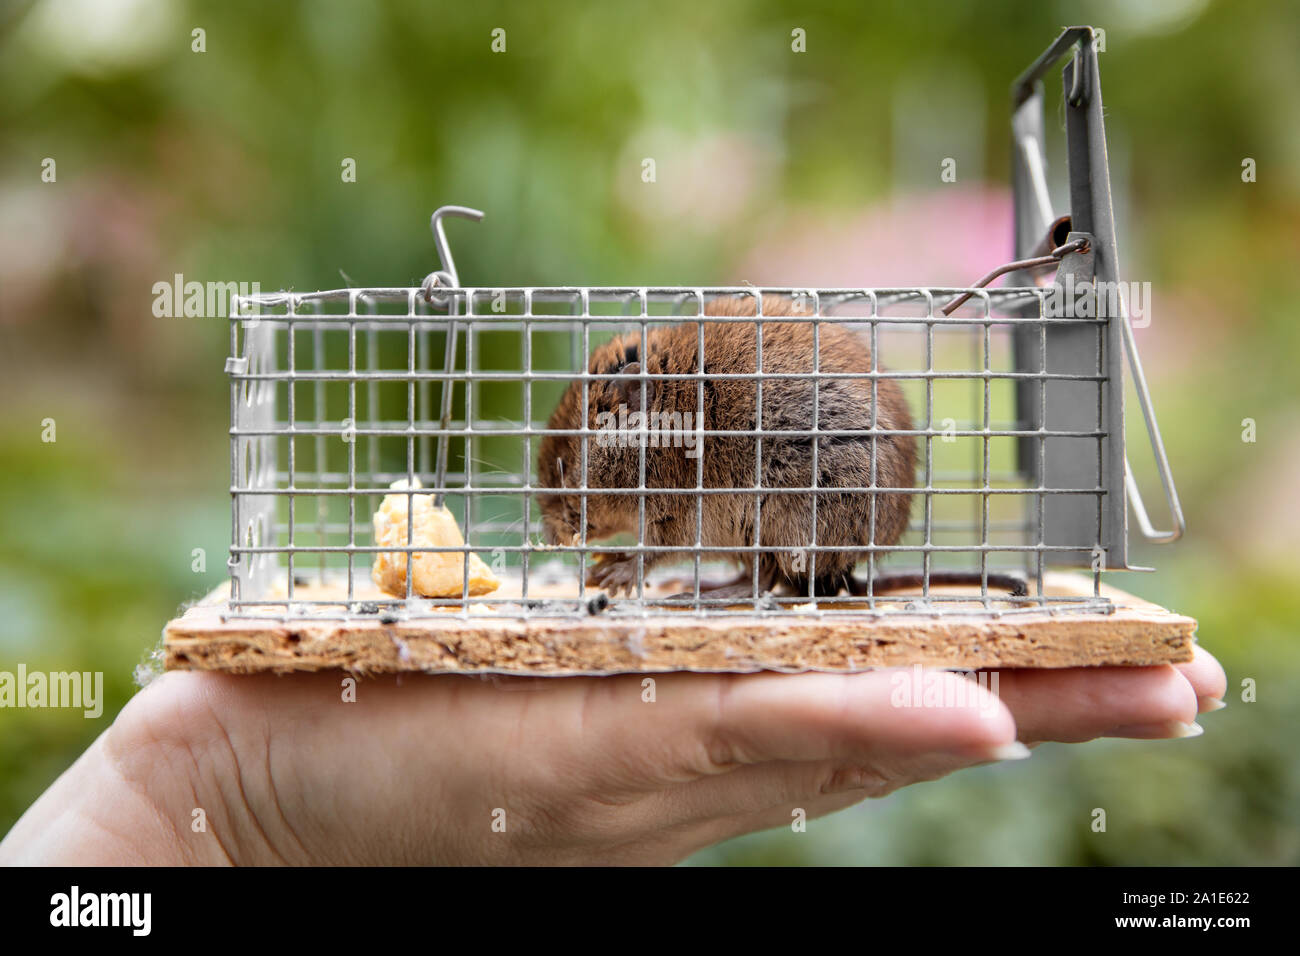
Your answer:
[371,478,500,598]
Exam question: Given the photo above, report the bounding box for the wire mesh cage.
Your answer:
[228,284,1117,619]
[167,26,1192,674]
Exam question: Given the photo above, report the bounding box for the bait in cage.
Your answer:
[164,27,1196,676]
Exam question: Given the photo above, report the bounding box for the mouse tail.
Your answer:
[845,570,1028,597]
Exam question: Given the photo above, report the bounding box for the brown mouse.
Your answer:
[537,296,1025,600]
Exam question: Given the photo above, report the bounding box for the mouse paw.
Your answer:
[586,554,642,597]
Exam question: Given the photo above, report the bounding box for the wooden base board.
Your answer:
[162,571,1197,676]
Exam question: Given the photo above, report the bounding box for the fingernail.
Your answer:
[1108,720,1204,740]
[1200,697,1227,712]
[985,741,1033,761]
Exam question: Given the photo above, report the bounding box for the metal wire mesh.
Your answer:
[224,286,1115,622]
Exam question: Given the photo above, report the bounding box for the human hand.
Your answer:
[0,647,1225,865]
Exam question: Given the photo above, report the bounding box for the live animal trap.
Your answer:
[164,27,1196,675]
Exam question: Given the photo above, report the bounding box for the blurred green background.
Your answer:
[1,0,1297,864]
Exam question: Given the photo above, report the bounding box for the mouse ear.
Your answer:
[617,361,653,410]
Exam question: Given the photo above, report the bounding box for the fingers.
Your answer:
[991,664,1202,743]
[577,653,1233,860]
[677,778,885,856]
[1175,644,1228,712]
[545,747,1017,864]
[520,671,1032,862]
[579,768,877,865]
[563,670,1021,797]
[664,744,987,821]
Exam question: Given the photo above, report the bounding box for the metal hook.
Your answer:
[939,229,1089,316]
[419,205,484,505]
[421,205,484,304]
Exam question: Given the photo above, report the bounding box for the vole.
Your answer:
[537,296,1026,599]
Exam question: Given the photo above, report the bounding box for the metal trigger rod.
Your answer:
[940,233,1088,316]
[421,205,484,506]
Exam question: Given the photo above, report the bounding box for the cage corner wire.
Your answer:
[222,25,1182,626]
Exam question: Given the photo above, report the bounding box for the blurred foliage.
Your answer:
[1,0,1297,863]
